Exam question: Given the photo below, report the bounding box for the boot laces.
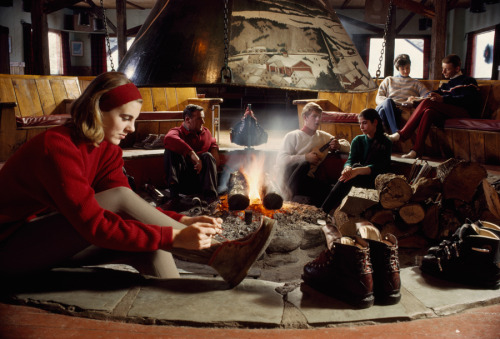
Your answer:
[357,248,373,274]
[308,249,333,268]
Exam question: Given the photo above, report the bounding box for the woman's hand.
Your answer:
[339,166,353,182]
[171,221,223,250]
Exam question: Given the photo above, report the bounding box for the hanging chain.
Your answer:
[220,0,232,83]
[375,0,393,81]
[100,0,115,71]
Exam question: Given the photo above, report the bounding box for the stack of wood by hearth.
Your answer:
[332,158,500,248]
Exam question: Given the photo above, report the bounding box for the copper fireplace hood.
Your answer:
[118,0,376,93]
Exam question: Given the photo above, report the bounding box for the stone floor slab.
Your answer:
[401,267,500,315]
[128,276,284,326]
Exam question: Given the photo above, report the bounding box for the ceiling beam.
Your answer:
[84,0,116,33]
[393,0,435,19]
[45,0,82,13]
[396,0,428,34]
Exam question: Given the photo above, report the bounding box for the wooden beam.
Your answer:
[116,0,127,63]
[384,4,396,77]
[396,0,428,34]
[44,0,81,13]
[430,0,447,80]
[393,0,435,19]
[32,0,50,75]
[337,13,384,34]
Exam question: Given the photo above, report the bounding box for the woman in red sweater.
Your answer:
[0,72,275,288]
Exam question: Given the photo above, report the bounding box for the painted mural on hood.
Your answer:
[228,0,377,92]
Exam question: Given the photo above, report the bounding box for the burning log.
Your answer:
[227,171,250,211]
[259,174,283,210]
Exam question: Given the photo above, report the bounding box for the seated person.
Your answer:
[0,72,275,288]
[388,54,480,159]
[163,104,219,202]
[276,102,350,207]
[375,54,429,133]
[321,108,392,214]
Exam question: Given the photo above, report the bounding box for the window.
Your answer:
[48,30,63,75]
[106,37,135,71]
[368,38,425,78]
[472,29,495,79]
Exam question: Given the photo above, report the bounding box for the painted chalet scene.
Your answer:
[227,0,376,92]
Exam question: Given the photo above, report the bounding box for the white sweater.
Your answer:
[276,129,350,168]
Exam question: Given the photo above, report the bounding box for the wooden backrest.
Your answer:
[0,74,81,118]
[138,87,198,112]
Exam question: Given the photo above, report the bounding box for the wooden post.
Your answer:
[430,0,446,80]
[384,5,396,77]
[31,0,50,75]
[116,0,127,63]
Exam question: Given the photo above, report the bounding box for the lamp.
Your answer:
[118,0,376,93]
[470,0,487,13]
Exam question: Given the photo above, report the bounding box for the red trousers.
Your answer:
[398,99,469,156]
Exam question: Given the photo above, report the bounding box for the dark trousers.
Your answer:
[399,99,469,156]
[321,174,376,214]
[164,149,218,197]
[285,161,331,207]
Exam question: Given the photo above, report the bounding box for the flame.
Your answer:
[239,153,267,204]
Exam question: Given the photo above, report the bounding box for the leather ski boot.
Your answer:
[302,226,374,309]
[421,222,500,289]
[357,222,401,305]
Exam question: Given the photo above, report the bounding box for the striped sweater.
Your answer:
[376,75,429,105]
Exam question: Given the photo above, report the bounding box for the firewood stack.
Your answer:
[332,158,498,249]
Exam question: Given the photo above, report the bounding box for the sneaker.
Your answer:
[133,134,158,148]
[144,134,165,149]
[420,222,500,289]
[302,229,374,309]
[357,222,401,305]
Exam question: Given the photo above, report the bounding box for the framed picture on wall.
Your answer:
[71,41,83,56]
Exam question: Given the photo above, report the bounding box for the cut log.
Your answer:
[422,202,440,239]
[399,203,425,224]
[437,160,487,202]
[260,173,283,210]
[227,171,250,211]
[411,177,442,202]
[339,187,379,216]
[333,208,365,236]
[369,209,395,226]
[482,179,500,220]
[438,208,462,238]
[375,173,412,209]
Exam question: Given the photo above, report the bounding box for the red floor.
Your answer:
[1,302,499,338]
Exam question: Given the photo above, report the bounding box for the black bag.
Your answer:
[230,115,268,147]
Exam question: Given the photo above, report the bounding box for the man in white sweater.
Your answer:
[276,102,350,206]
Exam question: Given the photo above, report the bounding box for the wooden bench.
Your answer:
[0,74,223,161]
[293,80,500,165]
[0,74,80,161]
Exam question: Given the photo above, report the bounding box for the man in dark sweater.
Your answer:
[163,104,219,202]
[388,54,480,159]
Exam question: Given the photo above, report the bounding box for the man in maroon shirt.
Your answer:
[163,104,220,202]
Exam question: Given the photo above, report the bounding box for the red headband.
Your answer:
[99,83,142,111]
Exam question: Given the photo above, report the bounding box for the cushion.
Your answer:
[444,118,500,132]
[321,111,359,123]
[16,114,71,128]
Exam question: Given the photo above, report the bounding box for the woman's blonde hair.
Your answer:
[70,72,132,146]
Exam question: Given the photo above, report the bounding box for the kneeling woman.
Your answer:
[0,72,274,287]
[321,108,392,214]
